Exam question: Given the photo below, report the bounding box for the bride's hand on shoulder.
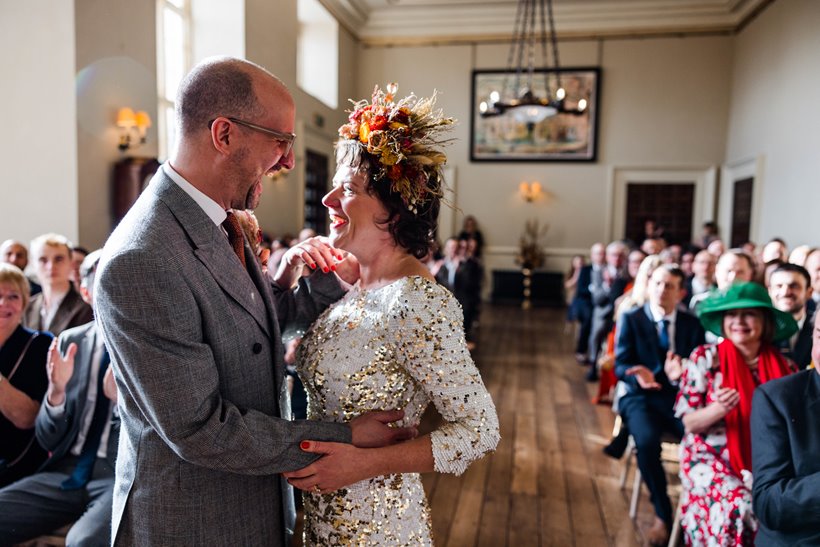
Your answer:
[273,236,343,288]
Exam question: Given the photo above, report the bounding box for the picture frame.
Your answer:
[470,67,601,162]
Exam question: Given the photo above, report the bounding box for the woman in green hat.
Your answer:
[673,282,798,545]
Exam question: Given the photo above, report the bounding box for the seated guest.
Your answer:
[23,233,93,337]
[679,249,695,278]
[457,214,484,259]
[675,282,797,546]
[761,238,788,264]
[1,239,41,296]
[750,310,820,546]
[68,246,89,288]
[0,264,52,487]
[588,241,628,381]
[787,244,811,267]
[804,248,820,309]
[0,250,118,547]
[573,242,604,363]
[615,265,705,545]
[435,237,482,344]
[689,249,755,316]
[769,263,814,367]
[593,249,648,404]
[707,238,726,257]
[685,250,716,308]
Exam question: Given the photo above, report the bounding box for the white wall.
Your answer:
[0,0,79,247]
[75,0,158,250]
[358,35,733,273]
[723,0,820,247]
[192,0,244,62]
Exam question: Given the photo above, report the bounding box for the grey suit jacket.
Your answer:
[35,321,119,469]
[23,285,93,337]
[95,171,351,546]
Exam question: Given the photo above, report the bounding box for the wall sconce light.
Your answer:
[519,181,544,202]
[117,107,152,152]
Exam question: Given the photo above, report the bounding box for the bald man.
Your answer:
[1,239,40,295]
[95,57,412,545]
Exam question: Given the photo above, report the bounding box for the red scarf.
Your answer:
[718,339,792,475]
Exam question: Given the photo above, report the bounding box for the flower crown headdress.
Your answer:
[338,83,455,214]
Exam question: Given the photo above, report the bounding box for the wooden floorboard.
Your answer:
[294,304,667,546]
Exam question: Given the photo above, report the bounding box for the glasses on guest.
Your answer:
[208,117,296,157]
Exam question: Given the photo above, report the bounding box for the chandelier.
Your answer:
[479,0,587,124]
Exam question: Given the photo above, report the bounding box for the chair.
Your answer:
[618,433,682,546]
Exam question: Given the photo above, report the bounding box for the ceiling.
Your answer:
[320,0,774,46]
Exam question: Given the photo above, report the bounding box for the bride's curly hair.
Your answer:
[334,141,440,259]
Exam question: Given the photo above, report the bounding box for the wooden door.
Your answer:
[304,149,329,235]
[625,182,695,246]
[730,177,753,248]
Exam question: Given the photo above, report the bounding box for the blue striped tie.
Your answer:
[61,348,111,490]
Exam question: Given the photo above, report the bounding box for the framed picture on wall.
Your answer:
[470,67,601,162]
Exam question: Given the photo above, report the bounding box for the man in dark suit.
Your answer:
[751,310,820,546]
[435,237,482,343]
[615,265,706,545]
[95,57,412,546]
[1,239,41,296]
[588,241,629,380]
[573,242,604,362]
[23,234,92,337]
[0,250,117,546]
[769,263,814,367]
[683,249,715,308]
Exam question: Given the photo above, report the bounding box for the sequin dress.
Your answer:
[296,276,500,546]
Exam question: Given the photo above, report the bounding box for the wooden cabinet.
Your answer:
[112,157,160,227]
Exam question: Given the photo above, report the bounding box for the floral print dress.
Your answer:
[674,345,756,546]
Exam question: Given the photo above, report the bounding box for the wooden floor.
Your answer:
[418,304,677,547]
[296,303,678,546]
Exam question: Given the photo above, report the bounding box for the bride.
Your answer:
[279,84,500,545]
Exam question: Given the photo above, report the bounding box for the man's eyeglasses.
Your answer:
[208,117,296,157]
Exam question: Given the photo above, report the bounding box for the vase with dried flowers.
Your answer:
[515,219,548,309]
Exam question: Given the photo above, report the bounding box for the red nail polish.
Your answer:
[309,263,316,269]
[330,265,337,272]
[300,441,311,450]
[322,266,329,273]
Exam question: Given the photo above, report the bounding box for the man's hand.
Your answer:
[46,339,77,406]
[664,352,684,382]
[282,441,371,493]
[103,366,118,403]
[349,410,418,448]
[625,365,661,390]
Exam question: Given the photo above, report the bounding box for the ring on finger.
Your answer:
[313,485,321,494]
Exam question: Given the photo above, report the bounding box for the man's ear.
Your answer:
[210,118,233,155]
[79,285,92,306]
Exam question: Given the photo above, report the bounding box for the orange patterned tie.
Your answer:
[222,212,247,268]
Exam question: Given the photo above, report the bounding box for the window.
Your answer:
[297,0,338,109]
[157,0,191,160]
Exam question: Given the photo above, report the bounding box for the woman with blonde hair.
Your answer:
[0,263,53,486]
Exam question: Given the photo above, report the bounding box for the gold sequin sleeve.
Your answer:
[391,278,500,475]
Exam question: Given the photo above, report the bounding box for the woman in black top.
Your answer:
[0,263,52,487]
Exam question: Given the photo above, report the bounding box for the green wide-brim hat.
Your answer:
[697,281,798,342]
